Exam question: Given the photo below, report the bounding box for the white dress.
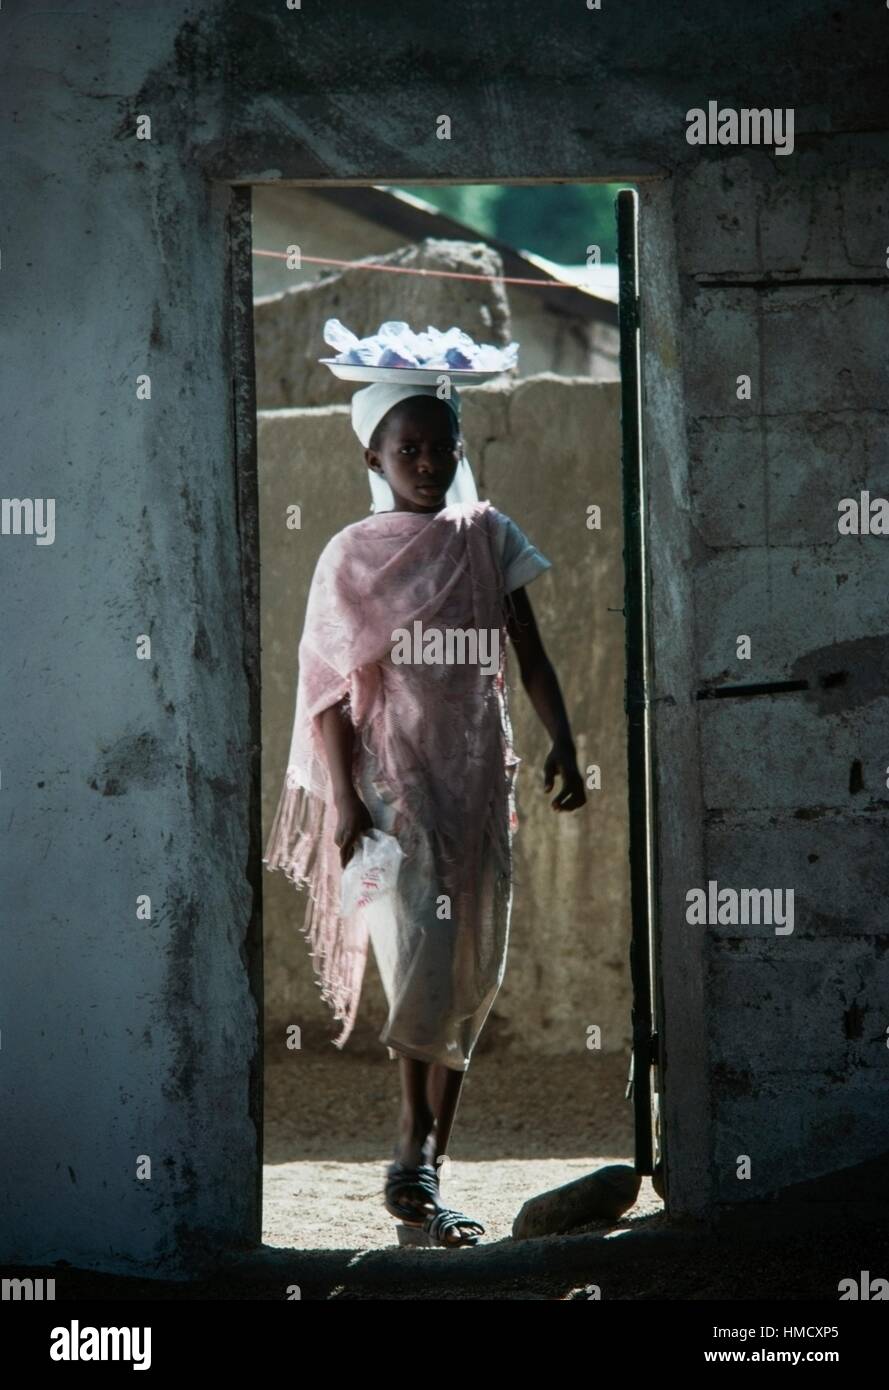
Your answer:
[358,509,552,1071]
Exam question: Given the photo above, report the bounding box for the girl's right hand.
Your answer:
[334,789,374,868]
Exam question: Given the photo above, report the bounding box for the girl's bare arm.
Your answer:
[319,697,357,801]
[319,698,373,864]
[504,587,586,812]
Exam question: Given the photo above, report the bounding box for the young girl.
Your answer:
[264,381,586,1247]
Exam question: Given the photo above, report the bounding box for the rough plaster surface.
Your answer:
[4,0,888,1272]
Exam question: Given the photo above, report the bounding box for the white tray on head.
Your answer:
[320,360,510,385]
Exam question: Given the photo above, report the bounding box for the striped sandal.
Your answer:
[384,1161,440,1225]
[384,1160,485,1247]
[422,1205,485,1248]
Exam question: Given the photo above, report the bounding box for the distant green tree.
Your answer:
[395,185,500,239]
[492,184,621,263]
[392,183,627,264]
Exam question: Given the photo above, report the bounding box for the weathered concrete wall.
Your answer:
[636,180,712,1214]
[4,0,887,1272]
[1,8,260,1277]
[674,142,889,1210]
[260,379,630,1058]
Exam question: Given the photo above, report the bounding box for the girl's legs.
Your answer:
[426,1060,466,1160]
[391,1056,478,1242]
[394,1057,436,1169]
[394,1057,465,1167]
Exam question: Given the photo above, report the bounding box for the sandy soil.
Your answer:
[262,1047,663,1250]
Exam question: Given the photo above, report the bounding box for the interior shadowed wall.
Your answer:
[5,0,887,1273]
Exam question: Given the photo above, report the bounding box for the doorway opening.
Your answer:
[239,180,663,1250]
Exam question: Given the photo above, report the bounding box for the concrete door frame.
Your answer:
[224,173,710,1237]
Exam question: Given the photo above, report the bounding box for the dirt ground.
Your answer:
[256,1048,888,1302]
[262,1047,663,1251]
[13,1049,885,1301]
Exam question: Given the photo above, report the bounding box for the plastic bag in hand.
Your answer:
[340,828,406,929]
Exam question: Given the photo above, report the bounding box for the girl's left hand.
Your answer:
[543,745,587,811]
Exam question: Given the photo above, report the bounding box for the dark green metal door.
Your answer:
[616,188,663,1195]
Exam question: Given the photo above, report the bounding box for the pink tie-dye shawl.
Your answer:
[263,499,518,1048]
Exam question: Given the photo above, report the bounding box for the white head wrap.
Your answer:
[350,382,479,512]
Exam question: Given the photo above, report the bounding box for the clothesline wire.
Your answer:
[251,247,590,289]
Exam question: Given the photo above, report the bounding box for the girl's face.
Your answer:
[365,398,462,513]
